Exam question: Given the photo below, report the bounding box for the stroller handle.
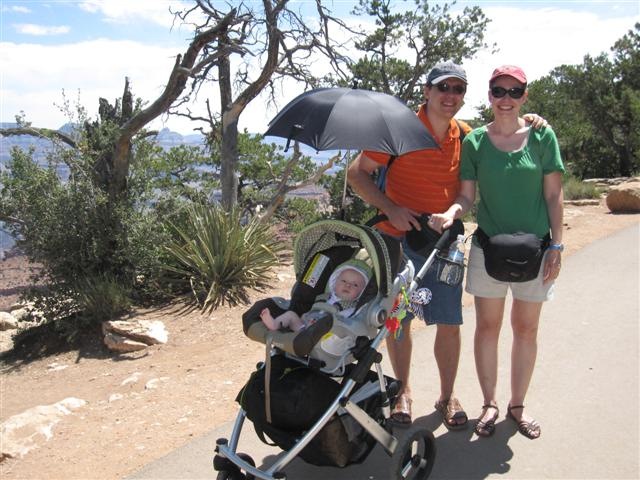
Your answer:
[433,228,452,251]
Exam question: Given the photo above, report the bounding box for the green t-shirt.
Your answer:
[460,125,565,238]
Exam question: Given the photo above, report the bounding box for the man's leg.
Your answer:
[434,323,461,402]
[386,326,413,398]
[387,324,413,424]
[433,323,468,428]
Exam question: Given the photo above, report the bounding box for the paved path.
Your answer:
[129,224,639,480]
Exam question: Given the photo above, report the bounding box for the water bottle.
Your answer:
[439,234,465,286]
[447,234,466,265]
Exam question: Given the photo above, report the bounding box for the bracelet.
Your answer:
[548,243,564,252]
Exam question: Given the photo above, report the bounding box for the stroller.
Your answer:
[213,219,456,480]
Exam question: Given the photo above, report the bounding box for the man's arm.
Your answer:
[347,152,421,232]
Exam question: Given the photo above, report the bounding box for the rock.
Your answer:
[1,397,86,460]
[121,372,142,386]
[0,312,18,330]
[145,377,170,390]
[583,177,632,189]
[605,178,640,213]
[564,199,600,206]
[102,319,168,346]
[103,332,149,353]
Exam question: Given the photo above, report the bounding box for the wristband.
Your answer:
[548,243,564,252]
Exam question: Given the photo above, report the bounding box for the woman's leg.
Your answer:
[474,296,505,425]
[509,299,543,421]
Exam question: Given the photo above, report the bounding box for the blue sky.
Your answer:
[1,1,639,135]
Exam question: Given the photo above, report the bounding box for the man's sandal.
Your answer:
[390,393,412,427]
[474,404,499,437]
[507,405,541,440]
[434,397,468,430]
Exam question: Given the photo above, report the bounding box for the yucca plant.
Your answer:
[163,202,285,312]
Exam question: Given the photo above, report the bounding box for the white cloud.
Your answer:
[13,24,70,36]
[458,6,639,117]
[1,4,637,136]
[0,39,190,131]
[4,6,31,13]
[79,0,190,26]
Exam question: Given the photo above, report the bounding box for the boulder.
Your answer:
[0,312,18,331]
[102,319,168,346]
[103,332,149,353]
[1,397,86,460]
[605,178,640,213]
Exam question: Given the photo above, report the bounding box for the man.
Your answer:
[348,60,546,429]
[348,60,471,429]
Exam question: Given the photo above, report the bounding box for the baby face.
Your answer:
[334,268,366,301]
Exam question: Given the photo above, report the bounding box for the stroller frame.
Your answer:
[214,220,455,480]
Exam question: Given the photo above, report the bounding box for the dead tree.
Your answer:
[171,1,352,209]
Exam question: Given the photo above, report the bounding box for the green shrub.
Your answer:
[278,197,325,233]
[562,175,602,200]
[163,203,284,312]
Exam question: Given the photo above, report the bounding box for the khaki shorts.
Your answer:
[465,243,555,302]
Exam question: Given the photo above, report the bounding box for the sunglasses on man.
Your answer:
[435,82,466,95]
[490,86,526,99]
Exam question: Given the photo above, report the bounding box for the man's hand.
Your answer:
[524,113,548,129]
[384,204,421,232]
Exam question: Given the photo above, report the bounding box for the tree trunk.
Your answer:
[219,50,238,209]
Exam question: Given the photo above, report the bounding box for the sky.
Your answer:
[1,0,639,136]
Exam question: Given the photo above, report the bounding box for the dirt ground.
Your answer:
[0,199,638,480]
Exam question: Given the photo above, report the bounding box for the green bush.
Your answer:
[277,197,325,233]
[163,203,284,312]
[562,175,602,200]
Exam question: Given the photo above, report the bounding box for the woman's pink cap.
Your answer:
[489,65,527,84]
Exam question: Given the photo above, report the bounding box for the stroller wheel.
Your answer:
[216,470,243,480]
[390,425,436,480]
[237,453,256,480]
[215,453,256,480]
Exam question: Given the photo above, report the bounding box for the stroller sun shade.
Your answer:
[293,220,402,300]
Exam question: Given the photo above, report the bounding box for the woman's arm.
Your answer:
[542,171,564,284]
[429,180,476,232]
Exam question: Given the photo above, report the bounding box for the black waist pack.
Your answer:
[475,228,550,282]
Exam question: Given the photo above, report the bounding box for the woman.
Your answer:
[431,65,564,439]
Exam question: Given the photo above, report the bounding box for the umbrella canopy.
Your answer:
[264,87,438,156]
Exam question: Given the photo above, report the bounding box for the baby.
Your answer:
[260,260,372,331]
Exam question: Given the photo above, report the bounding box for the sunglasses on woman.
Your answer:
[491,86,526,99]
[435,82,466,95]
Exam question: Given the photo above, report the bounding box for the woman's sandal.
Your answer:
[434,397,468,430]
[507,405,541,440]
[390,393,413,427]
[474,404,499,437]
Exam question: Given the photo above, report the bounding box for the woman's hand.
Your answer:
[543,249,562,284]
[427,212,455,233]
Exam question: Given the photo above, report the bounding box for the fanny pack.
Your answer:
[475,228,550,283]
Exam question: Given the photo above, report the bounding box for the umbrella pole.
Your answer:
[339,152,350,221]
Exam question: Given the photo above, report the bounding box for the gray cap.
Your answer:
[426,61,467,85]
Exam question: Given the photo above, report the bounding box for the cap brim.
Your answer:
[430,73,468,85]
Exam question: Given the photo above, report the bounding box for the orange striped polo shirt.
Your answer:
[364,104,470,236]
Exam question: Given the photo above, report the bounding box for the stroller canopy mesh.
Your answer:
[293,220,400,298]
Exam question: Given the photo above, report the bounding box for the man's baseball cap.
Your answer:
[426,61,467,86]
[489,65,527,85]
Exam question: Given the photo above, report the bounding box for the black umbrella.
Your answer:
[264,87,438,156]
